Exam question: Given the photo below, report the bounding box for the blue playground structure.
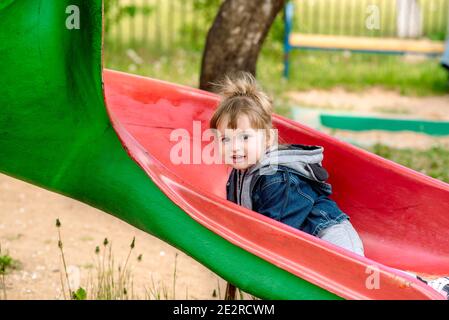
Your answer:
[442,40,449,70]
[283,1,448,79]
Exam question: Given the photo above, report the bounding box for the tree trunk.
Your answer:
[200,0,285,91]
[200,0,285,300]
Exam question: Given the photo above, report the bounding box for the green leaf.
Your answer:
[72,287,87,300]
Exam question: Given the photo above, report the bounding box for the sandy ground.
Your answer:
[288,87,449,149]
[0,173,231,300]
[319,128,449,149]
[287,87,449,121]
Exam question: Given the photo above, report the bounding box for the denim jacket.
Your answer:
[226,144,349,236]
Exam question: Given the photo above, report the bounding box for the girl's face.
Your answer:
[216,115,270,170]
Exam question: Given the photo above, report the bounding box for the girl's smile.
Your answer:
[231,154,247,165]
[217,115,271,170]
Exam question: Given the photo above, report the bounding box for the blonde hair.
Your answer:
[209,71,273,132]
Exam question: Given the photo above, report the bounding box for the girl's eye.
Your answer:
[242,134,251,141]
[221,137,230,143]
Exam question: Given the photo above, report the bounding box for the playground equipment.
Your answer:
[443,40,449,70]
[293,107,449,137]
[1,0,448,300]
[283,1,447,78]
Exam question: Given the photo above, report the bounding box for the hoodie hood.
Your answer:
[246,144,329,182]
[230,144,332,210]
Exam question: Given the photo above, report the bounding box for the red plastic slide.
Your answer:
[104,69,449,300]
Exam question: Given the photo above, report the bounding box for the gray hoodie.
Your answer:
[229,144,332,210]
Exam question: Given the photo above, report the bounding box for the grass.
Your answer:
[0,244,20,300]
[105,40,449,108]
[367,143,449,183]
[54,219,257,300]
[260,48,449,96]
[56,218,144,300]
[87,237,139,300]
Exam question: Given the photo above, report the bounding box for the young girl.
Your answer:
[209,71,448,299]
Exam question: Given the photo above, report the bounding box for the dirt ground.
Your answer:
[287,87,449,121]
[0,173,230,300]
[1,88,448,300]
[288,87,449,149]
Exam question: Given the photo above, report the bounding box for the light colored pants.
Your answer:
[317,220,448,298]
[317,219,365,256]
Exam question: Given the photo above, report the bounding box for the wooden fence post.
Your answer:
[396,0,422,38]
